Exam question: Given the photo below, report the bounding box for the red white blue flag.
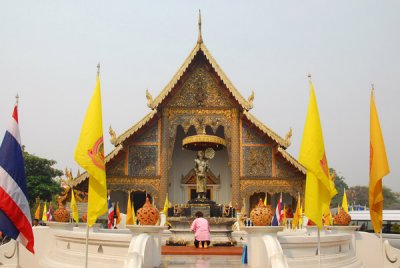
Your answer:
[0,101,34,253]
[272,193,283,226]
[107,193,114,229]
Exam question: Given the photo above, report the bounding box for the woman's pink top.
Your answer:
[190,217,211,241]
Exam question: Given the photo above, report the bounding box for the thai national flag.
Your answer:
[107,193,114,228]
[46,204,53,222]
[0,101,34,253]
[272,193,283,226]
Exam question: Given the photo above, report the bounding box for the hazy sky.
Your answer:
[1,1,399,191]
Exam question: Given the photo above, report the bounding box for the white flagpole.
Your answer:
[317,227,321,268]
[380,229,384,268]
[85,223,89,268]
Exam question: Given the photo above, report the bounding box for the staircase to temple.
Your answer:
[161,245,243,255]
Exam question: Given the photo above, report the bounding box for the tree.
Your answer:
[330,168,349,208]
[347,185,400,209]
[23,147,63,207]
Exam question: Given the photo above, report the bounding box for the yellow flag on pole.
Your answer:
[74,70,107,227]
[163,193,169,216]
[116,202,121,225]
[342,189,349,213]
[34,201,41,220]
[126,194,134,225]
[70,188,79,223]
[264,193,267,206]
[132,201,136,225]
[42,202,47,222]
[292,193,301,229]
[299,77,337,229]
[323,207,332,226]
[369,88,390,234]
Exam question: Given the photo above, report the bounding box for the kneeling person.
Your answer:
[190,211,211,248]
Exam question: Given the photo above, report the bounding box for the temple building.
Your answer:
[70,14,306,215]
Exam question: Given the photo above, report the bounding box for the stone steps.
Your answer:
[287,252,364,268]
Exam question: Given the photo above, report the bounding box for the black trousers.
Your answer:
[194,239,210,248]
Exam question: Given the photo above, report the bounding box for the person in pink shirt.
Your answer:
[190,211,211,248]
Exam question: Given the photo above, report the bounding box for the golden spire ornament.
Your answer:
[197,10,203,44]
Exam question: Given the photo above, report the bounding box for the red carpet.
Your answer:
[162,245,243,255]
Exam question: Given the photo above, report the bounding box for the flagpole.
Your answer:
[317,227,321,268]
[380,228,384,268]
[16,241,20,268]
[85,224,89,268]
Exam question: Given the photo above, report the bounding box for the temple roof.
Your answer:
[147,42,253,111]
[243,111,290,148]
[277,147,306,174]
[116,109,157,145]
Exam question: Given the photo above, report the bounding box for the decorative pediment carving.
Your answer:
[181,168,220,185]
[167,63,235,109]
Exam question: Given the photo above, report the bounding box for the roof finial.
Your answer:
[197,10,203,44]
[97,62,100,76]
[15,94,19,105]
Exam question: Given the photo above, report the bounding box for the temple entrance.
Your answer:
[131,191,152,214]
[169,125,231,205]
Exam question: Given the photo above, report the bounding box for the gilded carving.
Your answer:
[276,158,297,178]
[107,177,160,197]
[242,146,272,177]
[106,157,125,177]
[131,121,158,143]
[242,123,268,144]
[240,179,304,198]
[128,145,158,176]
[167,64,235,108]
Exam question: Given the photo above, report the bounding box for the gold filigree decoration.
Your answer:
[146,89,153,109]
[240,179,304,198]
[247,90,254,110]
[109,125,117,146]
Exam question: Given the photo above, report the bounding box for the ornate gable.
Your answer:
[166,54,236,109]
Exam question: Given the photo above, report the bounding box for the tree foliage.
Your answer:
[330,168,349,208]
[23,147,63,207]
[347,185,400,209]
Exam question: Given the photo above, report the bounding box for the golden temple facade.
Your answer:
[71,15,306,213]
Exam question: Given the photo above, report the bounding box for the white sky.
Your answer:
[1,1,399,191]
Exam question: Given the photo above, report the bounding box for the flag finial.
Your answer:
[15,94,19,105]
[307,73,312,81]
[197,10,203,44]
[97,62,100,76]
[371,83,375,91]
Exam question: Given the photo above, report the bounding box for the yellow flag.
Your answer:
[42,202,47,222]
[282,204,287,226]
[70,188,79,223]
[323,207,332,226]
[264,193,267,206]
[34,201,41,220]
[74,73,107,227]
[299,204,303,227]
[132,201,136,225]
[163,193,169,216]
[342,189,349,213]
[369,89,390,234]
[292,194,301,229]
[116,202,121,225]
[299,78,337,229]
[126,194,134,225]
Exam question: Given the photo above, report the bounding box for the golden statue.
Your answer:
[194,150,209,199]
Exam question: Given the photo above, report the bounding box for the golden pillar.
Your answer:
[231,108,240,208]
